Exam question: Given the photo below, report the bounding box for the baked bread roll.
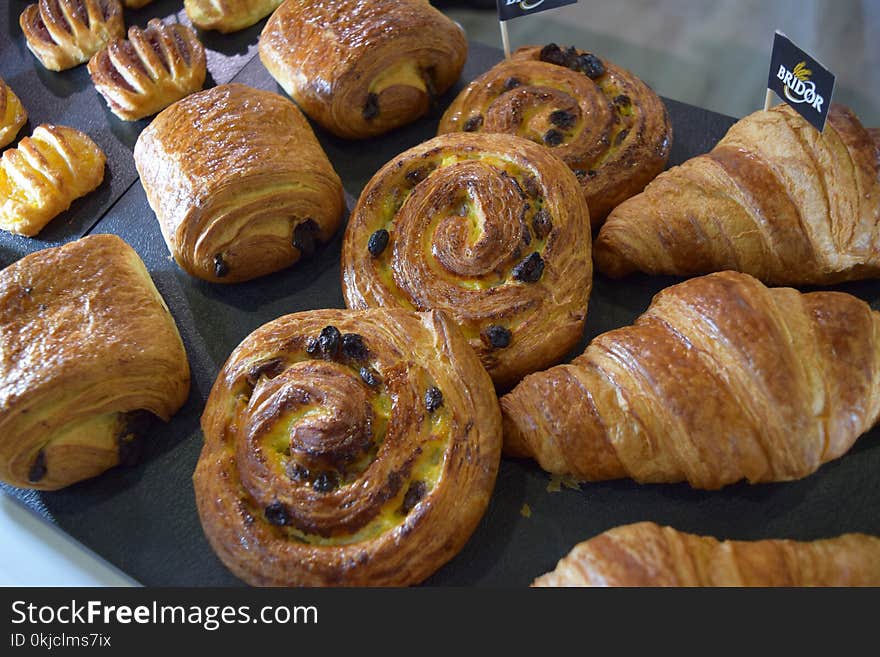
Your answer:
[19,0,125,72]
[88,19,207,121]
[438,44,672,227]
[341,132,592,390]
[595,103,880,285]
[195,308,502,586]
[0,79,27,150]
[185,0,282,33]
[533,522,880,587]
[502,271,880,489]
[134,83,344,283]
[259,0,468,139]
[0,234,190,490]
[0,125,106,237]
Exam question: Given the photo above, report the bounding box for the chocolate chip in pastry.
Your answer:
[185,0,283,34]
[133,83,344,283]
[195,308,501,586]
[0,234,190,490]
[0,79,27,150]
[438,44,672,227]
[19,0,125,72]
[88,19,207,122]
[341,132,592,390]
[0,124,105,237]
[259,0,467,139]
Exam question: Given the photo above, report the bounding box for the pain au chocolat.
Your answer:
[259,0,467,139]
[195,308,502,586]
[0,235,190,490]
[134,83,344,283]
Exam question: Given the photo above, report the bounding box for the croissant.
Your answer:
[533,522,880,586]
[341,132,592,390]
[0,234,190,490]
[595,103,880,285]
[19,0,124,72]
[502,270,880,489]
[0,124,106,237]
[259,0,468,139]
[195,308,502,586]
[185,0,283,33]
[134,83,344,283]
[0,79,27,150]
[438,44,672,227]
[88,19,207,122]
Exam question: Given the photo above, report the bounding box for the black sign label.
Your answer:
[767,31,835,131]
[496,0,578,22]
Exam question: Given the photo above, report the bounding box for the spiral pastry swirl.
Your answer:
[19,0,124,72]
[195,308,502,586]
[0,79,27,150]
[88,20,207,122]
[342,132,592,390]
[259,0,467,139]
[438,44,672,227]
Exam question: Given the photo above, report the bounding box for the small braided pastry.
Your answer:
[0,79,28,149]
[89,19,207,121]
[19,0,125,72]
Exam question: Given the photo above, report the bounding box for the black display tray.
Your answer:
[2,9,878,586]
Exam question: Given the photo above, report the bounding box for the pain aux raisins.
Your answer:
[614,129,630,146]
[549,109,577,130]
[312,471,338,493]
[363,93,380,120]
[575,53,605,79]
[265,501,292,526]
[368,229,389,257]
[543,129,564,146]
[532,208,553,239]
[213,253,229,278]
[359,366,381,387]
[463,114,484,132]
[292,219,319,259]
[503,76,522,90]
[614,94,632,109]
[483,325,512,349]
[341,333,368,361]
[424,386,444,413]
[512,252,545,283]
[401,480,427,513]
[314,325,341,360]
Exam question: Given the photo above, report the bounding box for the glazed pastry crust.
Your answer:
[0,234,190,490]
[595,103,880,285]
[133,83,344,283]
[502,271,880,489]
[185,0,282,33]
[259,0,467,139]
[195,308,502,586]
[0,124,106,237]
[20,0,125,72]
[88,19,207,122]
[533,522,880,587]
[341,132,592,390]
[0,79,27,149]
[438,45,672,227]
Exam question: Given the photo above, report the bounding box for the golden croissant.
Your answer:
[195,308,502,586]
[439,44,672,227]
[89,20,207,122]
[0,79,27,150]
[502,271,880,489]
[20,0,124,72]
[185,0,282,33]
[595,103,880,285]
[259,0,467,139]
[533,522,880,586]
[0,125,106,237]
[0,234,190,490]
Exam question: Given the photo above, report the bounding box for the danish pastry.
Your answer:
[19,0,125,72]
[259,0,467,139]
[195,308,502,586]
[341,132,592,390]
[0,234,190,490]
[438,44,672,226]
[0,79,27,150]
[89,19,207,122]
[0,125,106,237]
[134,83,344,283]
[185,0,283,34]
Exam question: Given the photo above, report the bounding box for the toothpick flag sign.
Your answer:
[765,31,835,132]
[496,0,579,59]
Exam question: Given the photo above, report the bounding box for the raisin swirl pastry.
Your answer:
[0,124,105,237]
[341,132,592,390]
[134,84,344,283]
[19,0,125,72]
[195,308,502,586]
[438,44,672,227]
[185,0,283,33]
[0,79,27,150]
[0,235,190,490]
[259,0,468,139]
[88,20,207,122]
